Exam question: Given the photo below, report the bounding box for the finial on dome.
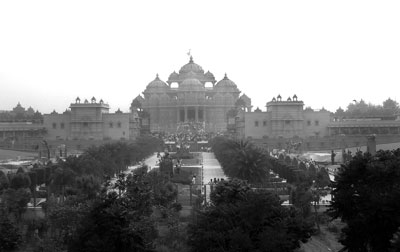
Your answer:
[189,55,193,63]
[224,73,228,80]
[155,73,159,80]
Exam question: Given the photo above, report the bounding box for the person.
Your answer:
[331,150,336,165]
[342,149,347,163]
[192,174,196,185]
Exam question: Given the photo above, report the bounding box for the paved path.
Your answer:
[202,152,226,184]
[201,152,226,203]
[111,153,160,187]
[127,153,159,172]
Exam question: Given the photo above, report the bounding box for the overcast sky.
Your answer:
[0,1,399,114]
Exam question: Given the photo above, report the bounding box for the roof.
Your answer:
[215,73,239,92]
[179,56,204,75]
[147,74,169,89]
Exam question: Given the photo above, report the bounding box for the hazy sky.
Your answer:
[0,1,399,114]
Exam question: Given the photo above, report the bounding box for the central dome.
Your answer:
[179,56,204,74]
[180,78,204,92]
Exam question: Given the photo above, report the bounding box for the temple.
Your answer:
[131,56,251,133]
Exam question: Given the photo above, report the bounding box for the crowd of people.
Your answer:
[151,122,224,152]
[159,122,214,143]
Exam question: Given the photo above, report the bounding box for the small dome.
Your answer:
[215,73,238,91]
[205,70,215,78]
[180,78,204,92]
[168,71,179,80]
[146,74,169,90]
[179,56,204,75]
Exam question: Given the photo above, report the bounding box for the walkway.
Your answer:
[127,153,159,172]
[202,152,226,203]
[202,152,226,183]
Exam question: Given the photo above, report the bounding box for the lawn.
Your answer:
[0,149,37,160]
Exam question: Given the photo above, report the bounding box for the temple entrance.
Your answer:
[198,109,203,121]
[187,108,195,121]
[178,107,205,122]
[180,109,185,122]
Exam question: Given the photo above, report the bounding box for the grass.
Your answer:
[0,149,37,160]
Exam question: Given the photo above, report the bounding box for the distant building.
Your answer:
[0,102,43,123]
[231,95,400,151]
[43,97,140,141]
[3,57,400,153]
[0,103,45,146]
[132,56,250,133]
[236,95,330,139]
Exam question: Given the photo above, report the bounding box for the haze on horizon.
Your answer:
[0,0,399,114]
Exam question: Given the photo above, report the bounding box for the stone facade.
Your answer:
[133,56,248,133]
[233,94,400,151]
[239,95,330,139]
[43,97,140,141]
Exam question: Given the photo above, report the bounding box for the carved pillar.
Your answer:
[195,107,198,122]
[177,107,180,123]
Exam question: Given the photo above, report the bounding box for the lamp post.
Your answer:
[311,180,321,233]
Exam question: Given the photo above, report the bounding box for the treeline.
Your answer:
[188,179,314,251]
[211,136,331,235]
[211,136,330,187]
[334,98,399,118]
[0,136,165,251]
[269,154,330,188]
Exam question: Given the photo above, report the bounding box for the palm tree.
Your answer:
[228,140,270,184]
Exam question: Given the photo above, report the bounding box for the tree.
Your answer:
[10,172,31,189]
[292,184,313,218]
[211,138,270,184]
[298,162,307,171]
[0,213,22,251]
[68,173,157,252]
[74,175,101,199]
[1,188,31,221]
[229,141,270,183]
[159,153,173,176]
[50,166,75,201]
[44,197,91,249]
[383,98,399,110]
[329,150,400,252]
[188,179,313,252]
[315,167,330,188]
[0,170,9,192]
